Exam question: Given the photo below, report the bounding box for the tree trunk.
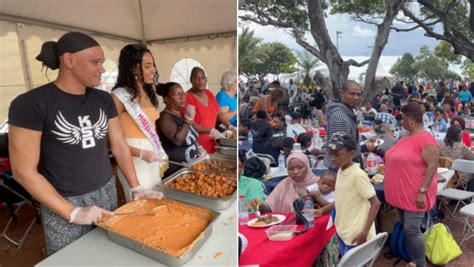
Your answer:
[363,0,407,103]
[307,0,349,99]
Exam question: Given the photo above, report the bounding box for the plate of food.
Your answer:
[437,167,449,174]
[360,138,384,147]
[247,214,286,228]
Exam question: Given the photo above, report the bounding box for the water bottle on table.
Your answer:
[239,195,249,225]
[303,196,314,228]
[278,151,285,171]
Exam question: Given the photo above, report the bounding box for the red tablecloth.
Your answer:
[239,213,336,267]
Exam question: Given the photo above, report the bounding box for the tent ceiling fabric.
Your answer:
[0,0,237,42]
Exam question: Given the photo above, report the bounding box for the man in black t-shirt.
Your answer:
[8,32,162,255]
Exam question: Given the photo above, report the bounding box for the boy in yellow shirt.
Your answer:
[325,132,381,256]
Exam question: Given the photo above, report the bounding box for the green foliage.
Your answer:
[390,53,417,82]
[329,0,385,15]
[259,42,297,76]
[296,50,321,86]
[238,27,262,78]
[462,58,474,79]
[242,0,309,30]
[239,27,297,79]
[434,41,462,64]
[411,45,451,81]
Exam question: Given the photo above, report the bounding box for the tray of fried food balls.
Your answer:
[160,168,237,211]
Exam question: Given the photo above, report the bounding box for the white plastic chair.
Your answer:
[437,159,474,218]
[437,188,474,218]
[451,159,474,190]
[338,232,388,267]
[459,203,474,245]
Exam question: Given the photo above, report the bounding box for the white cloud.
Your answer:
[352,25,376,37]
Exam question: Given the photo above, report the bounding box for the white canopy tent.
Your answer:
[0,0,237,122]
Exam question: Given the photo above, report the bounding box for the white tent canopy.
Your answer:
[0,0,237,122]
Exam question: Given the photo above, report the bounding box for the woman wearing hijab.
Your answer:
[183,67,235,153]
[248,152,319,213]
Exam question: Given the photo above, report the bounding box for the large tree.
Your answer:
[389,53,416,82]
[400,0,474,60]
[240,0,407,99]
[239,27,263,78]
[412,45,461,81]
[258,42,298,78]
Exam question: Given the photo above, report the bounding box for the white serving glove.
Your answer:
[184,105,196,121]
[210,128,224,139]
[131,186,164,201]
[139,149,160,163]
[69,206,112,225]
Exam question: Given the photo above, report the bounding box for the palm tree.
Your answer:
[239,27,262,78]
[296,50,321,86]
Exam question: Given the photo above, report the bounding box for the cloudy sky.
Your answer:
[238,10,462,80]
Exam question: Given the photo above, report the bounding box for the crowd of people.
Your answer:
[238,76,474,266]
[7,32,237,255]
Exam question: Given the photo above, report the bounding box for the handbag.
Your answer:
[424,223,462,265]
[289,196,315,235]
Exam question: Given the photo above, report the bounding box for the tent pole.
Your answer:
[138,0,147,44]
[16,23,33,91]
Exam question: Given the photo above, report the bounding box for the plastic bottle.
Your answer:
[366,152,377,176]
[278,151,286,171]
[239,195,249,225]
[312,128,323,149]
[303,196,314,228]
[248,131,253,146]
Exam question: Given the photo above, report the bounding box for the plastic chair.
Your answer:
[255,153,276,166]
[437,159,474,218]
[338,232,389,267]
[0,174,41,249]
[459,203,474,245]
[451,159,474,190]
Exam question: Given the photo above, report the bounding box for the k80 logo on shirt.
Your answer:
[52,109,108,149]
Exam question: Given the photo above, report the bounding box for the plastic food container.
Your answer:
[265,225,297,241]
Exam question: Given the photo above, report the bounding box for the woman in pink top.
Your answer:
[184,67,233,153]
[385,102,439,267]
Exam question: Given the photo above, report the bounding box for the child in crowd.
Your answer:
[325,132,381,256]
[298,170,337,215]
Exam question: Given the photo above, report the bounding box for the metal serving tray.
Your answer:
[215,145,237,157]
[216,137,237,147]
[178,153,236,172]
[103,202,220,266]
[160,168,237,211]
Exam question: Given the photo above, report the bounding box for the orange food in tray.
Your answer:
[169,172,237,198]
[98,199,214,257]
[192,160,236,173]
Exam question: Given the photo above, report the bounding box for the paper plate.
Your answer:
[360,139,384,147]
[437,167,449,174]
[247,214,286,228]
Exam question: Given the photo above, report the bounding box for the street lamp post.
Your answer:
[336,31,343,50]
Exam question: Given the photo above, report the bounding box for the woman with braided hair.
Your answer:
[112,44,168,202]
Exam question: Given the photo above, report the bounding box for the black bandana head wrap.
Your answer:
[36,32,100,70]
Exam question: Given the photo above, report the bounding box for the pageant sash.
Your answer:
[112,87,168,162]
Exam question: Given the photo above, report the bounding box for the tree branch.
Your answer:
[353,13,381,26]
[390,19,441,32]
[401,7,450,42]
[345,58,370,67]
